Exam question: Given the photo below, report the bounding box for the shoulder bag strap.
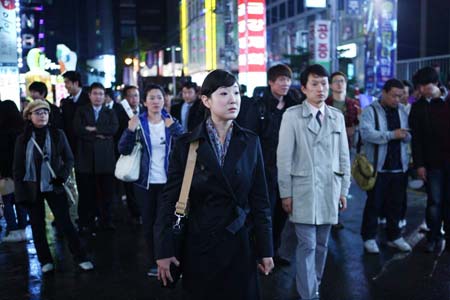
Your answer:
[371,105,380,175]
[30,137,57,179]
[175,140,199,217]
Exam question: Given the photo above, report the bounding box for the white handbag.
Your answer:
[115,130,142,182]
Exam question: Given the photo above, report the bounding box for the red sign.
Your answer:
[0,0,14,10]
[238,0,266,73]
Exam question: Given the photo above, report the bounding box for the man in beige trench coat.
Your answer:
[277,64,351,300]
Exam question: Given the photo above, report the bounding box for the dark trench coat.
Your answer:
[154,121,273,300]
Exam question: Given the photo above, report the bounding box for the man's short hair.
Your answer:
[413,66,439,86]
[330,71,347,83]
[182,81,197,91]
[89,82,105,93]
[267,64,292,82]
[300,64,329,87]
[402,80,413,94]
[122,85,138,99]
[382,79,404,92]
[29,81,48,98]
[62,71,82,86]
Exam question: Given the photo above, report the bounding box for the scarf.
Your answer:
[206,117,233,167]
[23,129,53,192]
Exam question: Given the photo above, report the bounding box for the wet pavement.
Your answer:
[1,182,450,300]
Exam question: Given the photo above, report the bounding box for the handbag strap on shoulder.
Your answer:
[175,140,199,217]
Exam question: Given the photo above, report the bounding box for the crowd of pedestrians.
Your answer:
[0,63,449,300]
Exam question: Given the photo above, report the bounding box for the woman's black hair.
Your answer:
[144,84,165,99]
[0,100,24,130]
[200,69,238,98]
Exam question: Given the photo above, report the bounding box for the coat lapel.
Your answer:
[315,106,336,144]
[303,103,320,135]
[223,125,247,178]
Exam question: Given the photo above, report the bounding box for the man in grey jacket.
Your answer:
[277,64,351,300]
[359,79,412,254]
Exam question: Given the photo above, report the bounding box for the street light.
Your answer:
[124,57,133,65]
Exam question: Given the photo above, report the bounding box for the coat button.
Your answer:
[200,164,205,171]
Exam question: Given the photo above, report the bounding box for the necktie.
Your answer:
[94,109,99,122]
[316,111,322,127]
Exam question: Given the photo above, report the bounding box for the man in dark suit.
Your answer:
[170,81,204,132]
[111,85,142,225]
[73,82,119,234]
[28,81,63,129]
[61,71,90,154]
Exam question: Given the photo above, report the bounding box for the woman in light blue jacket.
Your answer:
[118,84,183,276]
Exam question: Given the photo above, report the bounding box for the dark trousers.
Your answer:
[2,193,27,232]
[426,162,450,242]
[123,182,140,218]
[268,180,287,253]
[361,172,407,241]
[27,191,87,265]
[134,184,164,267]
[77,173,114,228]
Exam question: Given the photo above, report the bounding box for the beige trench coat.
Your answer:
[277,103,351,225]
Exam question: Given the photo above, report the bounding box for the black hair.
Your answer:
[413,66,439,86]
[89,82,105,93]
[330,71,347,83]
[239,84,247,94]
[122,85,138,99]
[105,88,114,99]
[382,79,405,92]
[267,64,292,82]
[182,81,197,91]
[402,80,413,95]
[29,81,48,98]
[144,84,165,98]
[300,64,330,87]
[0,100,24,130]
[62,71,82,86]
[200,69,238,98]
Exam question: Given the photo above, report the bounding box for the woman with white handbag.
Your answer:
[118,84,183,277]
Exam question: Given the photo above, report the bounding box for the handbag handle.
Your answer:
[174,140,199,220]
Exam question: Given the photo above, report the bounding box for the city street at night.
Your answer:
[2,183,450,300]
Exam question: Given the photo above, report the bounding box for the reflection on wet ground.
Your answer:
[1,185,450,300]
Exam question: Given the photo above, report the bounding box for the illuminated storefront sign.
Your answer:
[309,20,331,71]
[0,0,20,104]
[205,0,217,70]
[180,0,189,74]
[238,0,267,95]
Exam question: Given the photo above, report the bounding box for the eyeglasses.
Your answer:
[332,79,346,84]
[31,110,49,116]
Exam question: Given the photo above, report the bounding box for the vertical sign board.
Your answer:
[309,20,331,72]
[238,0,267,96]
[0,0,20,105]
[375,0,397,90]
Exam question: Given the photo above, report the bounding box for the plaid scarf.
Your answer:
[205,118,233,167]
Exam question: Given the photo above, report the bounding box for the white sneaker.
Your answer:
[364,239,380,254]
[2,230,23,243]
[419,221,430,232]
[41,263,54,274]
[398,219,407,228]
[387,237,412,252]
[78,261,94,271]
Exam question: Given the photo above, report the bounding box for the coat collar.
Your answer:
[300,102,337,139]
[186,121,248,184]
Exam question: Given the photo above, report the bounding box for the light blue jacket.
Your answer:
[359,100,411,173]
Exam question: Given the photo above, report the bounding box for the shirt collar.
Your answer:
[92,105,102,112]
[305,100,325,117]
[106,102,113,109]
[73,89,82,103]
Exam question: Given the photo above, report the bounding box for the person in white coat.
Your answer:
[277,64,351,300]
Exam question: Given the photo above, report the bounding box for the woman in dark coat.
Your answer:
[0,100,27,242]
[13,100,93,274]
[155,70,274,299]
